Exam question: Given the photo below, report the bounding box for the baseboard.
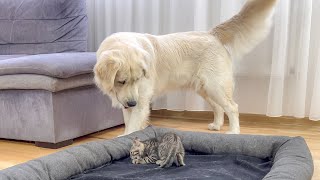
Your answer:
[150,109,315,124]
[151,109,214,121]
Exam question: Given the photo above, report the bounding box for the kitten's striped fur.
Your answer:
[130,138,159,164]
[157,133,185,168]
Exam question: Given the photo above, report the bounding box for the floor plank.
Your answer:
[0,116,319,179]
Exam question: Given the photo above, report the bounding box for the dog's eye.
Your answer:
[118,81,126,85]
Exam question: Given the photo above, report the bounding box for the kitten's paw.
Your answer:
[132,159,139,164]
[208,123,221,131]
[156,160,162,165]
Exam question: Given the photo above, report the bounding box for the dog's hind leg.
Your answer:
[198,91,225,131]
[199,82,240,134]
[208,102,224,131]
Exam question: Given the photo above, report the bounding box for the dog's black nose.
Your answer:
[127,101,137,107]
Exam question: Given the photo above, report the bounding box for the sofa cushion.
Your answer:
[0,74,94,92]
[0,53,96,78]
[0,0,87,54]
[0,55,28,61]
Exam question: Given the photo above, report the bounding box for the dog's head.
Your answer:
[94,46,151,109]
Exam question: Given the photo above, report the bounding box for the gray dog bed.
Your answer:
[0,126,314,180]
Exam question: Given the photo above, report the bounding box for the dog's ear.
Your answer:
[134,46,151,79]
[140,53,151,79]
[94,51,121,91]
[140,61,150,79]
[142,68,149,78]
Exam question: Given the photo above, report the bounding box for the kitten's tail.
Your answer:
[160,145,178,168]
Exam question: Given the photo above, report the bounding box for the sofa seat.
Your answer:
[0,74,93,92]
[0,55,28,61]
[0,52,96,78]
[0,52,96,92]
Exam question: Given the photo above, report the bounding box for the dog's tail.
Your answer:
[210,0,277,59]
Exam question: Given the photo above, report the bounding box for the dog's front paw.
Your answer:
[208,123,221,131]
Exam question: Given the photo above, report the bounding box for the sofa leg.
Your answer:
[35,139,73,149]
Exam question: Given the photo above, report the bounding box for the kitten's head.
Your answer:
[130,137,145,159]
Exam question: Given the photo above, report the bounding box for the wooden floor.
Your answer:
[0,113,319,179]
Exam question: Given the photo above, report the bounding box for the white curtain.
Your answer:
[86,0,320,121]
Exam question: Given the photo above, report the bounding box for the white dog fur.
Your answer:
[94,0,277,135]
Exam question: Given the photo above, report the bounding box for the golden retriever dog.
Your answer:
[94,0,277,135]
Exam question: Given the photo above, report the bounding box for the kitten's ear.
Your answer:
[133,137,141,146]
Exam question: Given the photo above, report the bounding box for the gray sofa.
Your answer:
[0,0,123,148]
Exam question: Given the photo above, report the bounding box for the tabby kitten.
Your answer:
[130,137,159,164]
[130,132,185,168]
[156,132,185,168]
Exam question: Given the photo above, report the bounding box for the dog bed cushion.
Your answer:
[70,153,272,180]
[0,126,314,180]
